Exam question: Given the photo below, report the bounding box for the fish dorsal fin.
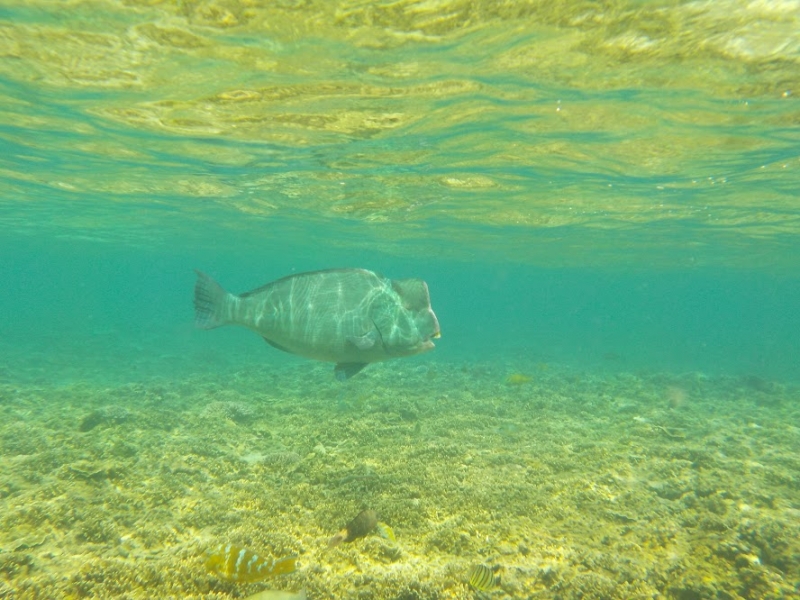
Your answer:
[391,278,430,311]
[335,362,368,380]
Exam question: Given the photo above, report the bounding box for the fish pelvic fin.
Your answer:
[334,362,369,380]
[194,270,234,329]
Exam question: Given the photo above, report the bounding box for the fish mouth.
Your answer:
[419,339,436,352]
[423,329,440,348]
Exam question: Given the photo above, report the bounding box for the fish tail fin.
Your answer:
[271,554,299,576]
[194,270,234,329]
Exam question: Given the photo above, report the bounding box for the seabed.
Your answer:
[0,359,798,599]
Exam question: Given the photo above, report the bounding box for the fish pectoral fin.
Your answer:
[347,329,378,351]
[335,362,369,380]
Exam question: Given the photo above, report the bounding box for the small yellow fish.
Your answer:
[505,373,531,385]
[206,544,298,583]
[468,564,499,592]
[375,522,396,543]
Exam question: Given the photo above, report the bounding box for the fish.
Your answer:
[194,269,440,379]
[468,564,499,592]
[375,521,396,543]
[505,373,531,385]
[244,590,307,600]
[327,509,378,548]
[205,544,298,582]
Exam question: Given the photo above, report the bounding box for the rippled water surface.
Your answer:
[2,0,798,267]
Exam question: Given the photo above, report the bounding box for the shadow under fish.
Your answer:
[194,269,440,379]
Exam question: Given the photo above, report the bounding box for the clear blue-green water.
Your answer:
[1,0,798,384]
[2,233,800,383]
[1,2,799,598]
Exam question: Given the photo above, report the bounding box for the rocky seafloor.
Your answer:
[0,359,798,599]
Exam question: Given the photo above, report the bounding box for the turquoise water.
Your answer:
[2,0,799,384]
[1,232,800,384]
[1,3,800,598]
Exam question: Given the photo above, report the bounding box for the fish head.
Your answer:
[376,278,440,355]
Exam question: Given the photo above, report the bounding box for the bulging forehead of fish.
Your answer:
[391,278,431,311]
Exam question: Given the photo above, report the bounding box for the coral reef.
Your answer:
[0,361,798,598]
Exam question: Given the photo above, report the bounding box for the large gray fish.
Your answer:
[194,269,440,379]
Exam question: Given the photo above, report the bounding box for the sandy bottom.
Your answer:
[0,360,798,599]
